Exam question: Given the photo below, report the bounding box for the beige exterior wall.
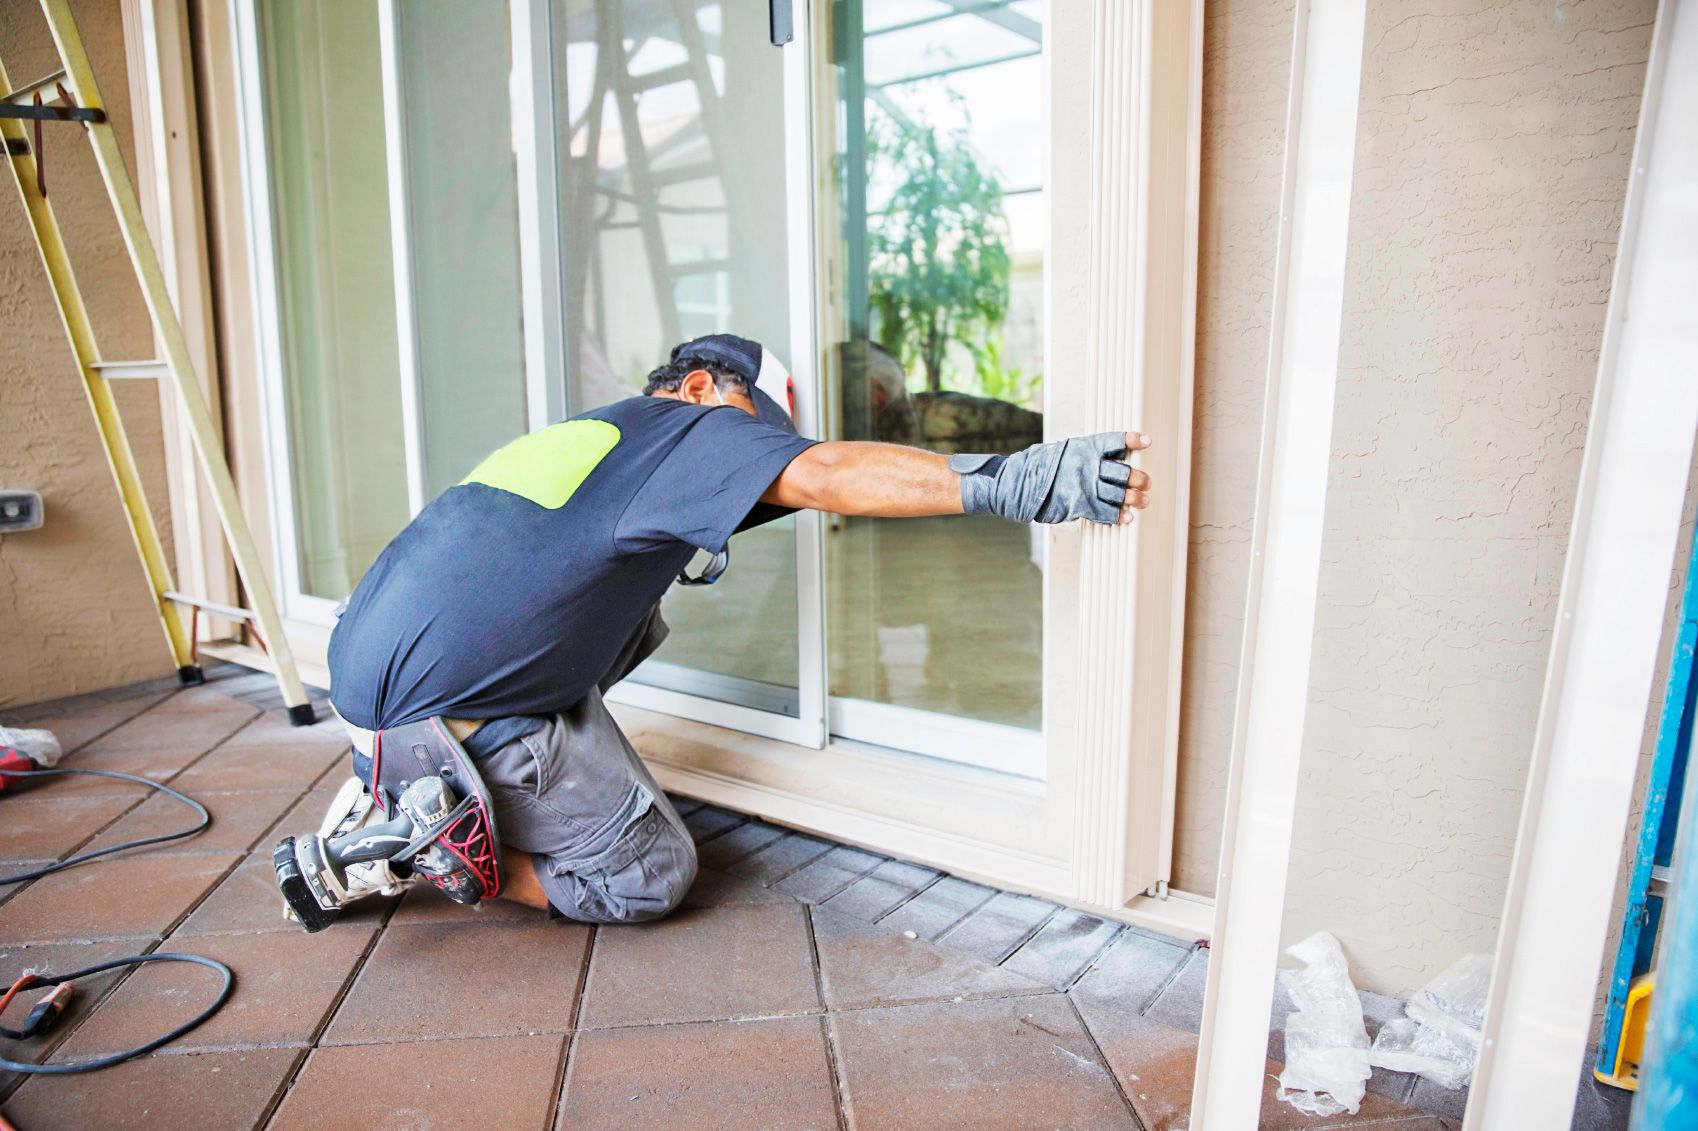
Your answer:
[1175,0,1658,994]
[0,0,176,706]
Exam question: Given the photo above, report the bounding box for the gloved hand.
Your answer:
[949,432,1148,525]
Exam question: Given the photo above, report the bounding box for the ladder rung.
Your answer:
[651,161,719,188]
[92,359,168,380]
[629,63,692,92]
[1650,864,1672,898]
[164,591,256,624]
[1,70,68,105]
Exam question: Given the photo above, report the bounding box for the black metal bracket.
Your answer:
[0,104,104,123]
[769,0,793,46]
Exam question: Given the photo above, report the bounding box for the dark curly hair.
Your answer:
[641,354,749,397]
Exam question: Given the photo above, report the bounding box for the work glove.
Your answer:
[950,432,1138,525]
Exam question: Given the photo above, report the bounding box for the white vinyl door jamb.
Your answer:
[1465,4,1698,1127]
[1187,1,1367,1127]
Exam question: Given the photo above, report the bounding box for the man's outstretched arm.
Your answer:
[762,432,1153,525]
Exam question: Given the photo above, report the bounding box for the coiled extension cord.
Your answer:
[0,766,234,1074]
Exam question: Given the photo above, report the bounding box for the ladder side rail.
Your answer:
[38,0,315,721]
[0,55,196,679]
[1596,519,1698,1072]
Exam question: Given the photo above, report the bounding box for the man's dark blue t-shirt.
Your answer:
[327,395,816,736]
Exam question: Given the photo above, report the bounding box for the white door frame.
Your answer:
[1188,0,1368,1125]
[1465,3,1698,1125]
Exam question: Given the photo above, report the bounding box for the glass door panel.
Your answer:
[389,0,531,499]
[821,0,1048,751]
[553,0,812,732]
[258,0,409,604]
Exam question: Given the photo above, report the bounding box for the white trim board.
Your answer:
[1188,1,1368,1127]
[1465,3,1698,1126]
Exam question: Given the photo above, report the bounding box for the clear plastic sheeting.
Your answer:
[0,725,61,767]
[1368,953,1490,1090]
[1276,932,1372,1117]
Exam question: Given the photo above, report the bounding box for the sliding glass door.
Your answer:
[244,0,1046,774]
[547,0,825,746]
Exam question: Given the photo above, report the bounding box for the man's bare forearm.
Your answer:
[761,441,963,517]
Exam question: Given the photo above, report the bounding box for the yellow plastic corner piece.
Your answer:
[460,419,621,509]
[1594,973,1655,1092]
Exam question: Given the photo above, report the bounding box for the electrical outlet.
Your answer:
[0,490,43,532]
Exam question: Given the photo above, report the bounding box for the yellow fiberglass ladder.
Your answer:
[0,0,316,725]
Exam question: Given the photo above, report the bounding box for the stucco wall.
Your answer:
[1173,0,1656,995]
[1174,0,1297,896]
[0,0,176,706]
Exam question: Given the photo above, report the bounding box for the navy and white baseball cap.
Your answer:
[670,333,799,435]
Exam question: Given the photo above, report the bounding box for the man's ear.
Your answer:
[679,368,716,404]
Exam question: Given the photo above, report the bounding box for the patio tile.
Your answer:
[560,1015,838,1131]
[1142,945,1213,1032]
[936,890,1059,965]
[264,786,338,844]
[1003,908,1123,989]
[876,875,997,940]
[694,819,785,870]
[683,804,746,842]
[727,831,836,885]
[0,853,237,943]
[268,1034,564,1131]
[0,938,162,1093]
[0,794,135,861]
[773,845,883,903]
[389,881,545,925]
[46,737,239,798]
[0,687,175,755]
[831,993,1135,1130]
[3,1046,301,1131]
[53,925,377,1056]
[169,716,348,792]
[75,689,259,758]
[820,858,939,923]
[324,919,590,1044]
[0,863,53,906]
[812,906,1046,1010]
[1070,1007,1426,1131]
[578,901,820,1028]
[680,865,793,909]
[83,788,302,857]
[174,854,390,937]
[1069,928,1193,1016]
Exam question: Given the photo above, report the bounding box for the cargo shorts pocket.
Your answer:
[541,784,697,922]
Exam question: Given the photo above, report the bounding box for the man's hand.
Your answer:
[762,433,1152,525]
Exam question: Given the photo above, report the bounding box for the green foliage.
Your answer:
[973,334,1039,407]
[866,111,1011,394]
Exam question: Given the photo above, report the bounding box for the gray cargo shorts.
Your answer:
[468,608,697,924]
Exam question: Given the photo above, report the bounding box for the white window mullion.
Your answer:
[377,0,427,517]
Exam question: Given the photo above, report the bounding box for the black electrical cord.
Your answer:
[0,767,210,884]
[0,765,232,1073]
[0,954,233,1075]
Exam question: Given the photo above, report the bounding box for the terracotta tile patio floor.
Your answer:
[0,669,1635,1130]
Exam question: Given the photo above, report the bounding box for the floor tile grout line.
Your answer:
[802,853,888,907]
[869,871,946,926]
[256,910,395,1123]
[920,884,1001,945]
[247,1046,310,1131]
[1138,941,1204,1018]
[552,924,599,1129]
[736,833,837,887]
[686,813,751,847]
[1065,992,1148,1131]
[802,906,851,1131]
[1059,923,1129,991]
[991,902,1066,967]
